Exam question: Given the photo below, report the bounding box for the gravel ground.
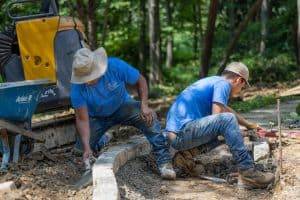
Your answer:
[116,100,300,200]
[116,142,277,200]
[0,148,92,200]
[0,126,142,200]
[116,156,164,200]
[116,156,275,200]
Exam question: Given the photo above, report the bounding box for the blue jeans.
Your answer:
[170,113,254,170]
[75,100,171,167]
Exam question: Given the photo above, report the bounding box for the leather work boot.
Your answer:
[239,168,275,189]
[159,162,176,180]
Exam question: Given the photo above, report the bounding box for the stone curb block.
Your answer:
[92,136,151,200]
[0,181,16,193]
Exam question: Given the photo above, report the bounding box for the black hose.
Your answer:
[0,25,17,74]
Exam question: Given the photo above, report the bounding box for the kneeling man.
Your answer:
[70,47,175,179]
[165,62,274,187]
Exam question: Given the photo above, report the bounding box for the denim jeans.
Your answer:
[75,100,171,167]
[170,113,254,170]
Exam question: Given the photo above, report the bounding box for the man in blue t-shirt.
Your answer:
[165,62,274,188]
[70,47,175,179]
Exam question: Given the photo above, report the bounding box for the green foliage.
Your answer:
[149,84,177,98]
[172,31,196,63]
[230,95,300,113]
[0,0,298,90]
[105,29,140,66]
[162,61,199,89]
[242,53,298,84]
[230,95,277,113]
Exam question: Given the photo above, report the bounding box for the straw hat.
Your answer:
[71,47,107,84]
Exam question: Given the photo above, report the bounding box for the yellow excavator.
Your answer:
[0,0,86,112]
[0,0,87,168]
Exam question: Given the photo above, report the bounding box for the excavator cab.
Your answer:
[0,0,86,112]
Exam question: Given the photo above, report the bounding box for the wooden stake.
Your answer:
[277,98,282,172]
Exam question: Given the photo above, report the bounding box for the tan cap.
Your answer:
[71,47,107,84]
[224,62,250,86]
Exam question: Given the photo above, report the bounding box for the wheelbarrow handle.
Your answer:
[0,119,44,142]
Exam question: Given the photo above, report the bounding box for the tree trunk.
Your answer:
[293,20,298,65]
[297,0,300,66]
[87,0,97,50]
[260,0,268,55]
[200,0,218,78]
[229,0,235,37]
[101,0,111,46]
[0,2,5,8]
[149,0,162,85]
[193,4,198,56]
[193,2,203,59]
[166,0,173,68]
[198,2,203,59]
[139,0,147,75]
[76,0,88,34]
[217,0,263,74]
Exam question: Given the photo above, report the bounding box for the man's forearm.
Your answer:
[76,118,91,151]
[136,75,149,106]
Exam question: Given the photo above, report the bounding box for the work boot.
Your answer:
[239,168,275,189]
[159,162,176,180]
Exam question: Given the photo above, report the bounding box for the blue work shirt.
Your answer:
[70,57,140,117]
[166,76,232,133]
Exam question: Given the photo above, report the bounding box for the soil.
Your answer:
[116,138,299,200]
[117,157,270,200]
[0,125,142,200]
[0,149,93,200]
[272,138,300,199]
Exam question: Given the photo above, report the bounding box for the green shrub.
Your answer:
[149,84,177,98]
[242,53,298,84]
[231,95,300,113]
[162,61,199,92]
[230,95,277,113]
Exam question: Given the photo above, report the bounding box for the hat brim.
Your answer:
[70,47,108,84]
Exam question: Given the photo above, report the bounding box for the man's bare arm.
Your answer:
[135,75,154,125]
[75,107,92,159]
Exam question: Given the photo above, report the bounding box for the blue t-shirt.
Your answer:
[70,57,140,117]
[166,76,231,133]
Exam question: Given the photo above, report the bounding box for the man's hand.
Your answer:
[75,107,93,168]
[246,123,260,130]
[141,103,154,126]
[83,147,93,161]
[135,75,154,125]
[83,147,94,170]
